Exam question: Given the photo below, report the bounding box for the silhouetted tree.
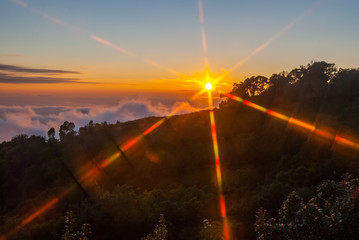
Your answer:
[47,127,55,141]
[231,75,269,98]
[59,121,76,141]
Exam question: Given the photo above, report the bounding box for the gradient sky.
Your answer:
[1,0,359,140]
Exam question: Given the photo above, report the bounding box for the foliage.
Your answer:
[142,214,168,240]
[255,174,359,240]
[48,128,55,141]
[200,219,223,240]
[231,75,269,98]
[59,121,76,141]
[62,211,92,240]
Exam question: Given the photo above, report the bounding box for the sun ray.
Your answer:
[197,4,230,235]
[207,89,230,240]
[91,35,185,77]
[222,92,359,150]
[227,22,295,74]
[10,0,186,79]
[0,187,73,240]
[5,1,329,239]
[207,3,317,89]
[11,0,86,33]
[226,4,316,75]
[0,87,208,238]
[198,0,211,82]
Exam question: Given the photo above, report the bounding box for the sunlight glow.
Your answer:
[4,1,328,239]
[199,0,230,237]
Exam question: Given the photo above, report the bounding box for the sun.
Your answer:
[205,82,213,90]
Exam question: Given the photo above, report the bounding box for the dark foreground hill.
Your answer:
[1,61,359,239]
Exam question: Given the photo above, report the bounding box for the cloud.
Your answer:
[0,64,91,84]
[0,99,200,142]
[0,64,81,74]
[0,72,85,84]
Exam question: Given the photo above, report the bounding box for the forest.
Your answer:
[1,61,359,239]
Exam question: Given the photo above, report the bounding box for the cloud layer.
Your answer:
[0,99,199,142]
[0,64,87,84]
[0,72,83,84]
[0,64,81,74]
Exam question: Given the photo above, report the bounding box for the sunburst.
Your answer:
[3,1,359,240]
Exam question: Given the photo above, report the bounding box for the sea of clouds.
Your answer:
[0,99,199,142]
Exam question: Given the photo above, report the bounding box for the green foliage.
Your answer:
[142,214,168,240]
[255,174,359,240]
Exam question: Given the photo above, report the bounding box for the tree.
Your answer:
[47,127,55,141]
[255,174,359,240]
[288,61,336,89]
[268,72,291,90]
[10,134,28,145]
[142,214,168,240]
[200,219,223,240]
[62,211,92,240]
[59,121,76,141]
[231,75,269,98]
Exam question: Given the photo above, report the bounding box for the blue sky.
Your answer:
[1,0,359,79]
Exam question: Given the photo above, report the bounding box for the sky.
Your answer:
[1,0,359,141]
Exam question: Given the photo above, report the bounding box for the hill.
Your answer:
[1,61,359,239]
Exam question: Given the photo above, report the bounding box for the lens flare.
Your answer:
[7,1,322,239]
[198,0,212,87]
[210,4,316,86]
[0,87,209,239]
[11,0,185,79]
[91,35,184,77]
[222,92,359,150]
[207,90,230,240]
[0,187,73,240]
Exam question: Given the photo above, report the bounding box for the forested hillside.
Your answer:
[1,61,359,239]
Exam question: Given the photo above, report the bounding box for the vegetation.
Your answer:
[255,174,359,240]
[142,214,167,240]
[1,61,359,239]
